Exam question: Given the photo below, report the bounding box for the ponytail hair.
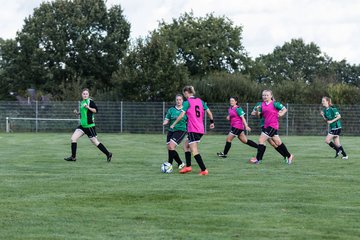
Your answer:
[322,96,333,106]
[183,85,195,95]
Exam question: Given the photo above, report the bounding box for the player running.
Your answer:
[64,88,112,162]
[320,96,348,159]
[170,86,215,175]
[162,94,187,169]
[217,96,257,158]
[251,102,287,159]
[250,90,294,164]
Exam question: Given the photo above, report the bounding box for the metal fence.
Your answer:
[1,101,359,136]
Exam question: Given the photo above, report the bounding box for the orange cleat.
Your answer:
[179,166,192,174]
[199,169,208,176]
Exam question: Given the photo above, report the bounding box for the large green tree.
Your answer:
[254,39,331,84]
[111,33,189,101]
[1,0,130,100]
[157,12,248,77]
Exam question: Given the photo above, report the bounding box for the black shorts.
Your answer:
[329,129,341,136]
[229,127,244,136]
[187,132,203,144]
[167,131,186,145]
[261,126,278,138]
[77,125,97,138]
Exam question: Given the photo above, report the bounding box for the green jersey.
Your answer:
[252,102,264,127]
[80,98,97,128]
[165,106,187,132]
[323,107,341,129]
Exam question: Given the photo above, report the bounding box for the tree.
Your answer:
[254,39,331,84]
[156,12,248,77]
[110,33,189,101]
[1,0,130,100]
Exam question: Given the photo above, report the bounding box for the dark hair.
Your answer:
[229,96,239,102]
[183,86,195,95]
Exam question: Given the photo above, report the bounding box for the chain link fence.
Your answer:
[1,101,359,136]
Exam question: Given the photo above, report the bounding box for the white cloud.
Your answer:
[1,0,360,64]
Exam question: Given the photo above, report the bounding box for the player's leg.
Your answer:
[268,138,285,159]
[333,135,348,159]
[238,132,258,148]
[217,133,236,158]
[325,133,340,157]
[168,131,186,168]
[88,127,112,162]
[64,128,84,161]
[273,135,293,164]
[183,138,191,167]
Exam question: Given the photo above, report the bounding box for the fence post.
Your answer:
[286,103,289,136]
[204,104,207,134]
[35,100,38,133]
[162,102,165,134]
[120,101,123,133]
[246,102,249,135]
[6,117,10,133]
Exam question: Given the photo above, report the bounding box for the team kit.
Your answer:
[64,86,348,175]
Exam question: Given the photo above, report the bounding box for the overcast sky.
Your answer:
[1,0,359,64]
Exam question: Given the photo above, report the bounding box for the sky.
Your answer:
[1,0,360,64]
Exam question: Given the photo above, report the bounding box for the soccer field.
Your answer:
[0,133,359,240]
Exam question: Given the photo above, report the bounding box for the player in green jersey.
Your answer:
[162,94,187,169]
[64,88,112,162]
[320,96,348,159]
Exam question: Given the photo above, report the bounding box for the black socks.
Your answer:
[246,140,258,149]
[223,142,231,154]
[185,151,191,166]
[97,143,110,156]
[256,144,266,161]
[71,142,77,158]
[194,154,206,171]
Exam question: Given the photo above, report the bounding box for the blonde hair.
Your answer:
[263,89,275,101]
[183,86,195,95]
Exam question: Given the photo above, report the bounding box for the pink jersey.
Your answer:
[229,106,244,129]
[261,101,282,130]
[185,97,205,134]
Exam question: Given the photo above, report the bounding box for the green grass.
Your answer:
[0,133,359,240]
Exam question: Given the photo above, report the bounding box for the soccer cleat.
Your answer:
[178,163,186,169]
[287,154,294,165]
[248,157,260,164]
[217,152,227,158]
[64,156,76,161]
[179,166,192,174]
[335,150,342,158]
[342,156,348,160]
[199,169,208,176]
[107,152,112,162]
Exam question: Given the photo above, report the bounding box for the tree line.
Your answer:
[0,0,359,104]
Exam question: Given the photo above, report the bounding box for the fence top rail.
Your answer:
[6,117,79,121]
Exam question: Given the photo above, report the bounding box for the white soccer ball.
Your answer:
[161,162,173,173]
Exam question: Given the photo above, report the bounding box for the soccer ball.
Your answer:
[161,162,173,173]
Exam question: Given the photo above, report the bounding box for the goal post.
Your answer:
[6,117,79,133]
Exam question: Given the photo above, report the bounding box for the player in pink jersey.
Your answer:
[170,86,215,175]
[250,90,294,164]
[217,96,258,158]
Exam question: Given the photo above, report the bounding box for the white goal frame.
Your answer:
[5,117,79,133]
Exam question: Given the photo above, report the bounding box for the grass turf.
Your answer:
[0,133,359,239]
